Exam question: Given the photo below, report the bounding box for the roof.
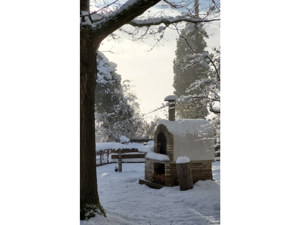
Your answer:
[157,119,214,137]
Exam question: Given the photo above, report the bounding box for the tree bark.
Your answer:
[176,163,193,191]
[80,27,106,220]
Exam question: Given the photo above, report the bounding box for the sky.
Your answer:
[99,18,220,122]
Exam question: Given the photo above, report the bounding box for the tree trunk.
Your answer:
[176,163,193,191]
[80,27,105,220]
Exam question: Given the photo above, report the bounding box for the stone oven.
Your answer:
[143,95,215,187]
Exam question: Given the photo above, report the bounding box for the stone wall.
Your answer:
[145,159,213,186]
[190,162,212,182]
[165,163,178,186]
[154,124,174,161]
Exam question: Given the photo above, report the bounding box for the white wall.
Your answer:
[173,133,215,161]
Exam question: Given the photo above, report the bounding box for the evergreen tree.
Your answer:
[173,23,210,119]
[143,116,161,139]
[95,51,144,142]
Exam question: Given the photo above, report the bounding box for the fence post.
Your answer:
[118,149,122,172]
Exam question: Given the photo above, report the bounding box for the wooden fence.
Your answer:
[95,148,143,166]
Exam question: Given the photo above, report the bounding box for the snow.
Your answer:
[112,143,123,150]
[164,94,178,101]
[145,152,170,162]
[138,141,154,153]
[96,142,144,151]
[176,156,190,164]
[158,119,214,137]
[119,135,130,143]
[138,145,154,153]
[147,140,154,145]
[96,142,118,151]
[80,161,220,225]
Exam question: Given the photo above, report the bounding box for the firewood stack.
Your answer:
[151,174,165,185]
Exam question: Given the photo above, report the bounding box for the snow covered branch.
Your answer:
[208,103,220,114]
[80,0,118,17]
[128,17,219,27]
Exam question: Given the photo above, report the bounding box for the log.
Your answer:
[176,162,193,191]
[118,149,122,172]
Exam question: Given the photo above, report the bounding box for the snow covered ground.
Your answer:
[81,161,220,225]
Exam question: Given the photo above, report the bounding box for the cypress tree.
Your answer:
[173,23,209,119]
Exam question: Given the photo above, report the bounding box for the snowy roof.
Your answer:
[164,95,178,101]
[157,119,214,137]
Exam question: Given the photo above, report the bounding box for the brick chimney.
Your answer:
[164,95,178,121]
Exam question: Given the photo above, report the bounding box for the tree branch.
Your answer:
[205,55,220,81]
[92,0,162,45]
[212,0,220,12]
[80,0,118,17]
[163,0,177,9]
[128,17,220,27]
[173,24,197,54]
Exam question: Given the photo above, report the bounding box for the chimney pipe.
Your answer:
[164,95,178,121]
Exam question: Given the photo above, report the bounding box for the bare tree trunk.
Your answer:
[194,0,199,18]
[79,0,162,220]
[80,27,105,220]
[176,163,193,191]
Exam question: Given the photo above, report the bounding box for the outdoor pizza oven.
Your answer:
[143,95,216,187]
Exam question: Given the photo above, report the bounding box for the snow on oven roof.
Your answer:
[157,119,214,137]
[164,95,178,101]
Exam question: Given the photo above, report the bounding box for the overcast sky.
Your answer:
[99,20,220,122]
